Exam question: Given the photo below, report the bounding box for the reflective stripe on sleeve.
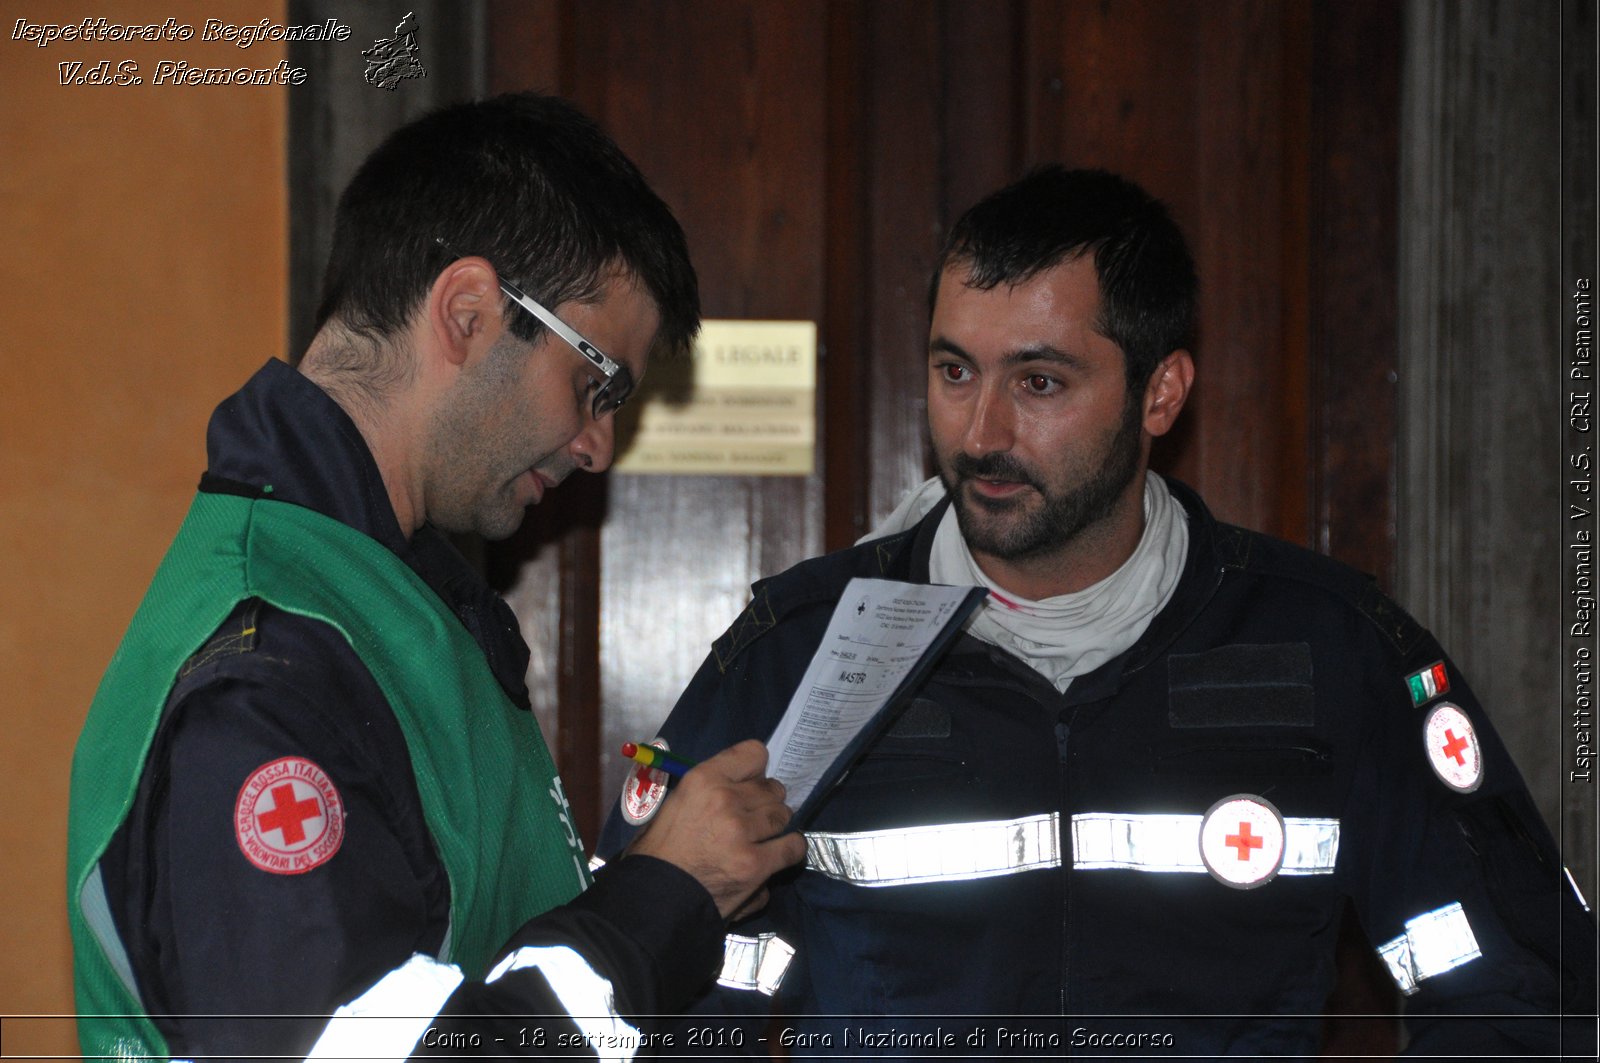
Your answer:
[805,813,1059,887]
[717,932,796,995]
[487,945,642,1061]
[307,953,464,1062]
[1376,902,1482,996]
[1071,812,1340,875]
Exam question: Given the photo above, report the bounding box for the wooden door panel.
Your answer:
[484,0,1396,867]
[490,1,833,834]
[1022,0,1312,541]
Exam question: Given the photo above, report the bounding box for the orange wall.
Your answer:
[0,1,287,1051]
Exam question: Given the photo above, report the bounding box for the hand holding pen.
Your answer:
[621,739,804,921]
[620,741,698,778]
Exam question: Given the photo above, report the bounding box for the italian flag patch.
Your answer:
[1406,661,1450,706]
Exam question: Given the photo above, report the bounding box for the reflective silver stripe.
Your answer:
[1070,812,1340,875]
[717,932,796,995]
[1072,813,1200,873]
[1376,902,1482,996]
[307,953,464,1061]
[803,811,1339,887]
[487,945,641,1061]
[1566,866,1591,912]
[805,813,1059,887]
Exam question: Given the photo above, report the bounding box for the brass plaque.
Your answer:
[615,320,817,476]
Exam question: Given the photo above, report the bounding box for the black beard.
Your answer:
[942,395,1143,562]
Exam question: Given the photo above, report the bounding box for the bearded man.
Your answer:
[598,166,1595,1056]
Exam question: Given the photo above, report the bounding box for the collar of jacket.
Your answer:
[197,359,533,710]
[736,477,1236,702]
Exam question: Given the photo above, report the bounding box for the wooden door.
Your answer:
[481,7,1401,1047]
[482,0,1398,855]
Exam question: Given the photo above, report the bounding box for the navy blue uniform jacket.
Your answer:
[600,482,1596,1057]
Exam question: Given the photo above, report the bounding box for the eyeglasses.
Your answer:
[434,237,634,418]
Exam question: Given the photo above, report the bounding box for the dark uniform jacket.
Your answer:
[98,360,721,1059]
[599,481,1596,1057]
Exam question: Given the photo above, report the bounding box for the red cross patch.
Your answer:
[1199,794,1286,889]
[235,757,345,874]
[619,736,670,826]
[1423,702,1483,793]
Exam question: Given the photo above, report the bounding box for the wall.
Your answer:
[1398,0,1594,897]
[0,0,287,1050]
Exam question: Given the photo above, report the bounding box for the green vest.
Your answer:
[68,491,590,1057]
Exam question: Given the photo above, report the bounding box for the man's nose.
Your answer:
[571,409,616,473]
[961,385,1015,457]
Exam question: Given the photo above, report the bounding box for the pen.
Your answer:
[620,741,699,778]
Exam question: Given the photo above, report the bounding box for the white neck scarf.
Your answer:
[865,473,1189,692]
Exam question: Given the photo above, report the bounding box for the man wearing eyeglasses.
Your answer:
[67,92,805,1060]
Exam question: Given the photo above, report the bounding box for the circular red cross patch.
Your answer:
[1424,702,1483,793]
[620,736,671,826]
[1199,794,1286,890]
[235,757,345,874]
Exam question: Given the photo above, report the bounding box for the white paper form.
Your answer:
[766,577,984,816]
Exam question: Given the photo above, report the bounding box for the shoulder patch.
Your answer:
[713,585,778,673]
[235,756,345,874]
[1405,661,1451,707]
[1423,703,1483,792]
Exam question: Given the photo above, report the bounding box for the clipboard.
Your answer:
[762,577,987,826]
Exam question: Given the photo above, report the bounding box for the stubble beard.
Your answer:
[423,335,540,541]
[941,393,1144,563]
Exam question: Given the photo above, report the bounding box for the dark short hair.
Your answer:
[314,92,699,361]
[929,167,1196,391]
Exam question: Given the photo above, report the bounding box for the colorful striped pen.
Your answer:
[620,741,700,778]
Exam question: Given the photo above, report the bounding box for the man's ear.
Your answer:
[1143,349,1194,438]
[425,256,506,369]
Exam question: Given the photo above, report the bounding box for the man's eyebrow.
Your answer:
[1001,344,1084,369]
[928,336,1086,370]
